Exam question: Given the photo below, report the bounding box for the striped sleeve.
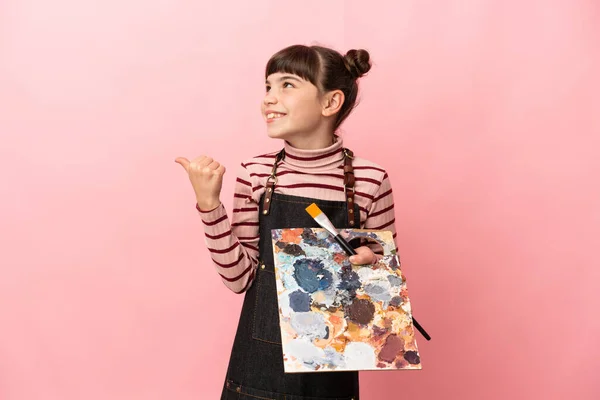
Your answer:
[364,171,399,253]
[199,163,260,293]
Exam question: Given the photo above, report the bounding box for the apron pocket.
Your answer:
[251,266,282,344]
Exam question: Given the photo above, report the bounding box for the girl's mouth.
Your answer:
[266,112,286,122]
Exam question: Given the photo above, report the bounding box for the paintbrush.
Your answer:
[305,203,357,257]
[304,202,432,341]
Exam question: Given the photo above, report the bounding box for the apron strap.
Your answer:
[261,147,355,226]
[342,148,356,226]
[261,149,285,216]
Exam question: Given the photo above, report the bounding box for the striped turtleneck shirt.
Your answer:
[198,137,398,293]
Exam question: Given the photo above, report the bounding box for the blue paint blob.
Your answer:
[289,290,311,312]
[364,283,392,303]
[336,268,362,307]
[337,268,362,294]
[293,258,333,293]
[387,275,402,287]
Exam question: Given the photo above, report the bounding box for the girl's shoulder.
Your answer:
[349,155,388,182]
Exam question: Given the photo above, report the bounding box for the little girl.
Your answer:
[176,44,399,400]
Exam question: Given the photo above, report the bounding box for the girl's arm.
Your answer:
[199,164,260,293]
[363,171,399,254]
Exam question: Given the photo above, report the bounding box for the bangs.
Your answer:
[265,45,321,86]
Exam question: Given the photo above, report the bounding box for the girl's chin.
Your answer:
[266,130,291,139]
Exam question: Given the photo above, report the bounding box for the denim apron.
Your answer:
[221,150,361,400]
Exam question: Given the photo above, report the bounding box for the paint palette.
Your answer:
[271,228,422,373]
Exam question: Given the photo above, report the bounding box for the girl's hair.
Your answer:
[265,44,372,130]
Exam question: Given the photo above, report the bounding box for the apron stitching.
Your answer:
[250,269,281,345]
[250,269,262,340]
[252,336,280,345]
[236,390,275,400]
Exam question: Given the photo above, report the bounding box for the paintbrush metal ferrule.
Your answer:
[313,213,338,237]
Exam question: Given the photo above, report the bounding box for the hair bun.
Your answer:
[344,49,371,79]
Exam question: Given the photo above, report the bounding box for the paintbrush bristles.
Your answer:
[305,203,322,218]
[305,203,338,237]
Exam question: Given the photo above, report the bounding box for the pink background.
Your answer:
[1,1,599,399]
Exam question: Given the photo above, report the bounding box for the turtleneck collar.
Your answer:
[282,135,345,170]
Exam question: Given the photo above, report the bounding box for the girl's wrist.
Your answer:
[196,200,221,212]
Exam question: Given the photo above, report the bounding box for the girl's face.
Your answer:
[262,72,329,145]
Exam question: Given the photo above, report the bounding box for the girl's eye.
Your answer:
[265,82,294,92]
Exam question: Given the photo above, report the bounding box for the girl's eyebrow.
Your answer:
[265,75,302,84]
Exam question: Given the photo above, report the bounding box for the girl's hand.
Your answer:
[349,246,379,265]
[175,155,226,211]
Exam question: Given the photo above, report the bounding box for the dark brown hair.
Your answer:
[265,44,372,130]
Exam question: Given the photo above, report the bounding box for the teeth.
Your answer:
[267,113,284,119]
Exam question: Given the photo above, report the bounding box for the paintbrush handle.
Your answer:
[412,317,431,340]
[334,235,357,256]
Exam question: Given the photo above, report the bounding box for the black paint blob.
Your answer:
[403,350,421,365]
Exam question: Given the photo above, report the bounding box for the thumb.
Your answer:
[349,246,375,265]
[174,157,190,171]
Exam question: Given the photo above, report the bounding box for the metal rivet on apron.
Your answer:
[263,210,268,215]
[266,198,270,202]
[268,188,272,192]
[348,198,353,203]
[236,387,241,392]
[350,220,355,226]
[261,263,265,269]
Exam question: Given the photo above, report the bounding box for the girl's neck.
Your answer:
[284,133,336,150]
[282,134,344,170]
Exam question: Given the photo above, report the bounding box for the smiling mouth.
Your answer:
[266,112,286,121]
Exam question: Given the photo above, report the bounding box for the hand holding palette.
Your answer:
[271,227,422,373]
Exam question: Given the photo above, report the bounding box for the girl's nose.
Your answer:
[264,92,277,105]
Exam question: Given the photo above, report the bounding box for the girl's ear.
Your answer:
[322,90,345,117]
